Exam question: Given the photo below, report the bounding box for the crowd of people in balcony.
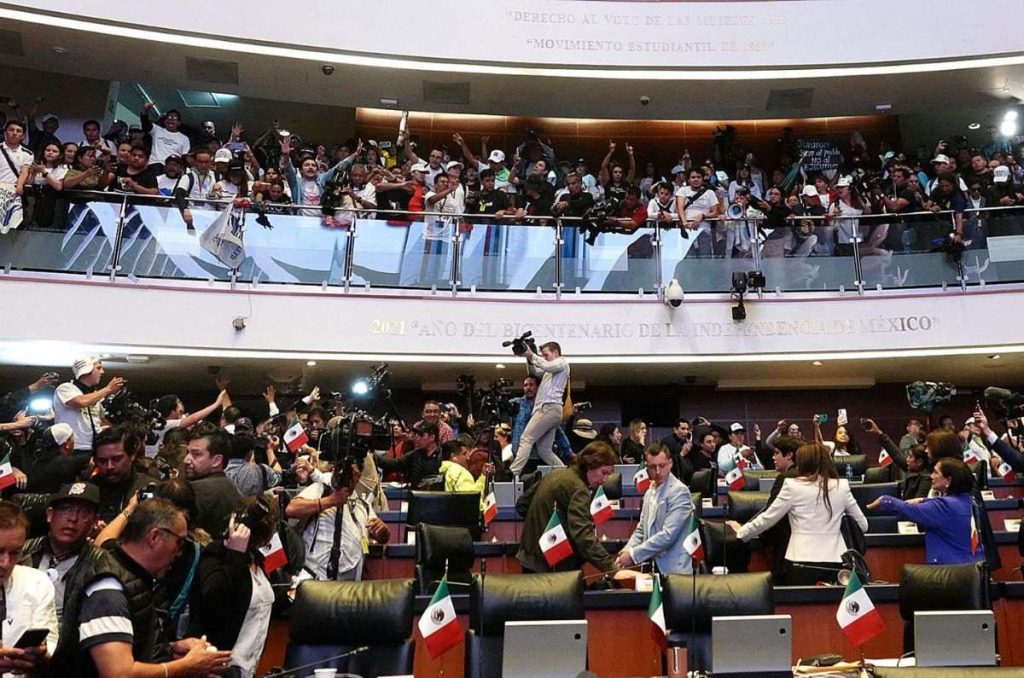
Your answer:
[2,96,1023,256]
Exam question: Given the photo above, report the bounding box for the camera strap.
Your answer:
[326,493,347,580]
[73,378,99,439]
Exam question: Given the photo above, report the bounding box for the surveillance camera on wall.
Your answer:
[232,316,246,331]
[665,279,684,308]
[321,64,335,75]
[640,95,650,106]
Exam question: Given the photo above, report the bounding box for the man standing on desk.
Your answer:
[509,341,571,477]
[615,443,694,574]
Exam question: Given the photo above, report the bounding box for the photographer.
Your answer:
[284,456,389,581]
[53,356,125,452]
[224,432,281,498]
[26,423,91,494]
[189,497,279,678]
[509,341,570,477]
[90,424,154,524]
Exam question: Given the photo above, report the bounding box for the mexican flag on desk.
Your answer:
[878,448,893,468]
[258,532,288,574]
[633,467,651,492]
[0,453,15,491]
[590,486,613,525]
[997,461,1016,482]
[483,490,498,527]
[540,510,573,567]
[418,577,463,659]
[725,466,745,491]
[682,513,704,566]
[836,571,884,647]
[648,575,667,649]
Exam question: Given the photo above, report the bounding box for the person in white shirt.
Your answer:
[674,169,720,257]
[52,357,125,452]
[156,154,186,196]
[284,459,390,580]
[717,422,764,474]
[0,120,33,189]
[509,341,570,476]
[77,119,117,158]
[0,501,57,677]
[140,103,191,171]
[646,181,678,227]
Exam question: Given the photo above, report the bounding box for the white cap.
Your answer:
[72,356,99,379]
[213,148,233,163]
[993,165,1010,183]
[931,154,951,165]
[40,113,59,125]
[730,422,745,433]
[801,184,819,198]
[488,150,505,163]
[965,416,977,427]
[836,176,852,187]
[48,423,73,446]
[671,164,686,175]
[445,160,464,171]
[410,162,429,173]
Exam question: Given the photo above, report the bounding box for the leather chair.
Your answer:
[834,454,867,477]
[898,562,990,653]
[688,469,715,503]
[465,571,584,678]
[741,470,777,491]
[726,490,770,523]
[602,472,623,500]
[698,520,751,574]
[663,572,774,672]
[851,481,900,516]
[285,578,415,677]
[407,491,482,541]
[415,523,474,595]
[864,466,894,484]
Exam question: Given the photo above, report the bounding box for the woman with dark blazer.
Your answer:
[867,457,982,565]
[189,496,279,678]
[727,443,868,584]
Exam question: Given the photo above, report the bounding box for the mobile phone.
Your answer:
[14,628,49,649]
[860,417,872,431]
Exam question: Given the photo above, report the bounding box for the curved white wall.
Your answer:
[13,0,1024,70]
[1,275,1021,365]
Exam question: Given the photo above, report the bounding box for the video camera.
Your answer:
[905,381,957,411]
[502,331,538,357]
[478,378,515,424]
[984,387,1024,420]
[103,390,166,446]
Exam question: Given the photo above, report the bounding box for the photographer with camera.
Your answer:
[53,356,125,453]
[284,456,389,581]
[223,432,281,498]
[90,424,155,524]
[508,341,571,477]
[189,496,279,678]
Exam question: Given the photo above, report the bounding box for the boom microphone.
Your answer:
[984,386,1014,402]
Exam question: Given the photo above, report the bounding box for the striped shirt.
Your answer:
[528,355,569,405]
[78,576,134,650]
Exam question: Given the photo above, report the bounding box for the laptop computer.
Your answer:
[615,463,640,480]
[712,615,792,676]
[493,481,523,507]
[915,610,996,667]
[502,620,588,677]
[758,477,777,492]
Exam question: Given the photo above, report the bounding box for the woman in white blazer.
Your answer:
[726,443,868,585]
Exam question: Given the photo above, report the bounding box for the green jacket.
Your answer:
[516,467,614,573]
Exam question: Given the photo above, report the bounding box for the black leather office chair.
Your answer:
[285,578,415,677]
[741,470,778,491]
[689,469,715,503]
[898,562,990,653]
[698,520,751,574]
[602,472,623,500]
[465,571,584,678]
[663,572,774,672]
[415,523,474,595]
[834,454,868,477]
[864,466,894,484]
[873,669,1008,677]
[851,481,901,516]
[407,491,482,540]
[726,490,770,523]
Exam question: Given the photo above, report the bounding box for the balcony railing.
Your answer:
[2,190,1022,297]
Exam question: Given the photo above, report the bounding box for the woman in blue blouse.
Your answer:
[867,457,982,565]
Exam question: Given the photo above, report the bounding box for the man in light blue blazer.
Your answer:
[616,443,694,574]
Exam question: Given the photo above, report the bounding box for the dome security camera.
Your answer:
[640,95,650,106]
[321,64,335,75]
[232,316,246,331]
[665,279,684,308]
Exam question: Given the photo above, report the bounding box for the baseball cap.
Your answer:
[572,419,598,440]
[931,154,951,165]
[164,154,185,165]
[993,165,1010,183]
[671,164,686,175]
[72,356,99,379]
[213,148,233,163]
[715,170,730,184]
[445,160,464,171]
[48,482,101,509]
[730,422,746,433]
[801,184,819,198]
[48,423,74,447]
[410,162,429,173]
[488,150,505,163]
[40,113,59,125]
[836,176,852,188]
